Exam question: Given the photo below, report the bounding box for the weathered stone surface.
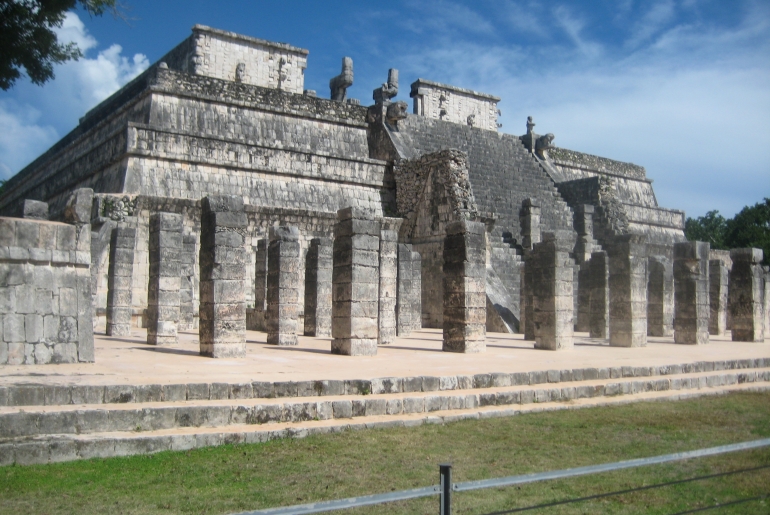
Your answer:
[673,241,710,344]
[729,248,764,342]
[304,238,332,337]
[396,244,413,336]
[378,218,402,344]
[647,255,673,337]
[607,235,647,347]
[179,234,197,331]
[199,195,247,357]
[106,225,135,337]
[267,226,301,346]
[589,251,609,339]
[530,233,574,350]
[147,213,182,345]
[443,220,486,353]
[332,208,380,356]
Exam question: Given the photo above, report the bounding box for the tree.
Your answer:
[0,0,118,91]
[684,210,728,249]
[724,198,770,266]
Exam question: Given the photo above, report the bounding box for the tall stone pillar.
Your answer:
[304,238,332,337]
[147,213,182,346]
[106,225,135,336]
[250,238,268,331]
[332,207,381,356]
[199,195,247,358]
[521,198,540,250]
[396,244,413,336]
[266,226,301,346]
[531,233,574,350]
[764,267,770,337]
[589,250,609,339]
[521,251,535,340]
[647,256,673,337]
[442,220,486,353]
[179,234,197,331]
[411,249,422,330]
[673,241,710,344]
[607,234,647,347]
[708,258,729,335]
[378,218,402,344]
[729,248,765,342]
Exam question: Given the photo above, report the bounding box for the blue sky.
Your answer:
[1,0,768,218]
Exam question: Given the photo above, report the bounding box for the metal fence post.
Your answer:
[440,463,452,515]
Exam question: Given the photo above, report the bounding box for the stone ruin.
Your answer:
[0,24,766,365]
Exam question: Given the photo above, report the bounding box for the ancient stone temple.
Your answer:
[0,24,701,364]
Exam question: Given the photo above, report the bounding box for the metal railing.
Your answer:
[232,438,770,515]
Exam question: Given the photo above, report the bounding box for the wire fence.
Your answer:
[232,437,770,515]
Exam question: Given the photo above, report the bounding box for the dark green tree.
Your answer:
[724,198,770,266]
[0,0,119,91]
[684,210,728,249]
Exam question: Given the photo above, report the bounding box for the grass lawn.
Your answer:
[1,391,769,514]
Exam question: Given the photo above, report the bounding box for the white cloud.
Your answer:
[624,0,676,49]
[0,13,148,179]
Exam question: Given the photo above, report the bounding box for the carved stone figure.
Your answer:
[235,62,245,82]
[373,68,399,104]
[536,133,555,151]
[466,114,476,127]
[386,101,408,124]
[329,56,353,101]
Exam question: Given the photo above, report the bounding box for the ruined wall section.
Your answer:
[410,79,500,132]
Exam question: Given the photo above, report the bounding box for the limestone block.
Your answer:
[647,256,673,337]
[378,218,402,345]
[530,233,574,350]
[729,248,764,342]
[147,213,183,346]
[673,241,710,344]
[442,220,486,353]
[709,259,729,335]
[106,225,136,336]
[266,226,301,346]
[607,235,647,347]
[304,238,332,337]
[396,244,413,336]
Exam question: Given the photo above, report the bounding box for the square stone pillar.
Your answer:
[396,243,413,336]
[378,218,402,344]
[607,234,648,347]
[199,195,247,358]
[647,255,673,337]
[304,238,332,337]
[764,267,770,337]
[443,220,487,353]
[106,225,136,336]
[708,259,729,335]
[332,207,381,356]
[179,234,197,331]
[576,264,591,333]
[147,213,183,345]
[250,238,268,331]
[521,251,535,340]
[530,233,574,350]
[521,198,540,250]
[411,250,422,330]
[673,241,710,344]
[589,251,609,339]
[729,248,765,342]
[266,226,301,345]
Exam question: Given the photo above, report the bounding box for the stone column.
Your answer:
[442,220,486,353]
[304,238,332,337]
[521,198,540,250]
[146,213,182,345]
[179,234,197,331]
[396,244,413,336]
[106,224,135,336]
[411,249,422,331]
[531,233,574,350]
[708,259,729,335]
[332,207,380,356]
[647,256,673,337]
[378,218,402,344]
[764,267,770,337]
[589,250,609,339]
[251,238,268,331]
[729,248,765,342]
[199,195,247,358]
[673,241,710,344]
[266,226,301,345]
[521,252,535,340]
[607,234,648,347]
[574,205,597,333]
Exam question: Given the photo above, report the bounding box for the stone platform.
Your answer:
[1,328,767,390]
[1,328,768,466]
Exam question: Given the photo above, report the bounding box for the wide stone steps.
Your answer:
[1,360,768,465]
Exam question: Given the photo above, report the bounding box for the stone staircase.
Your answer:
[2,357,769,466]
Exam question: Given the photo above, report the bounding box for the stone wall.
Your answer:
[0,216,93,364]
[410,79,500,132]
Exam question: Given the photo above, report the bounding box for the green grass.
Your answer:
[1,391,769,514]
